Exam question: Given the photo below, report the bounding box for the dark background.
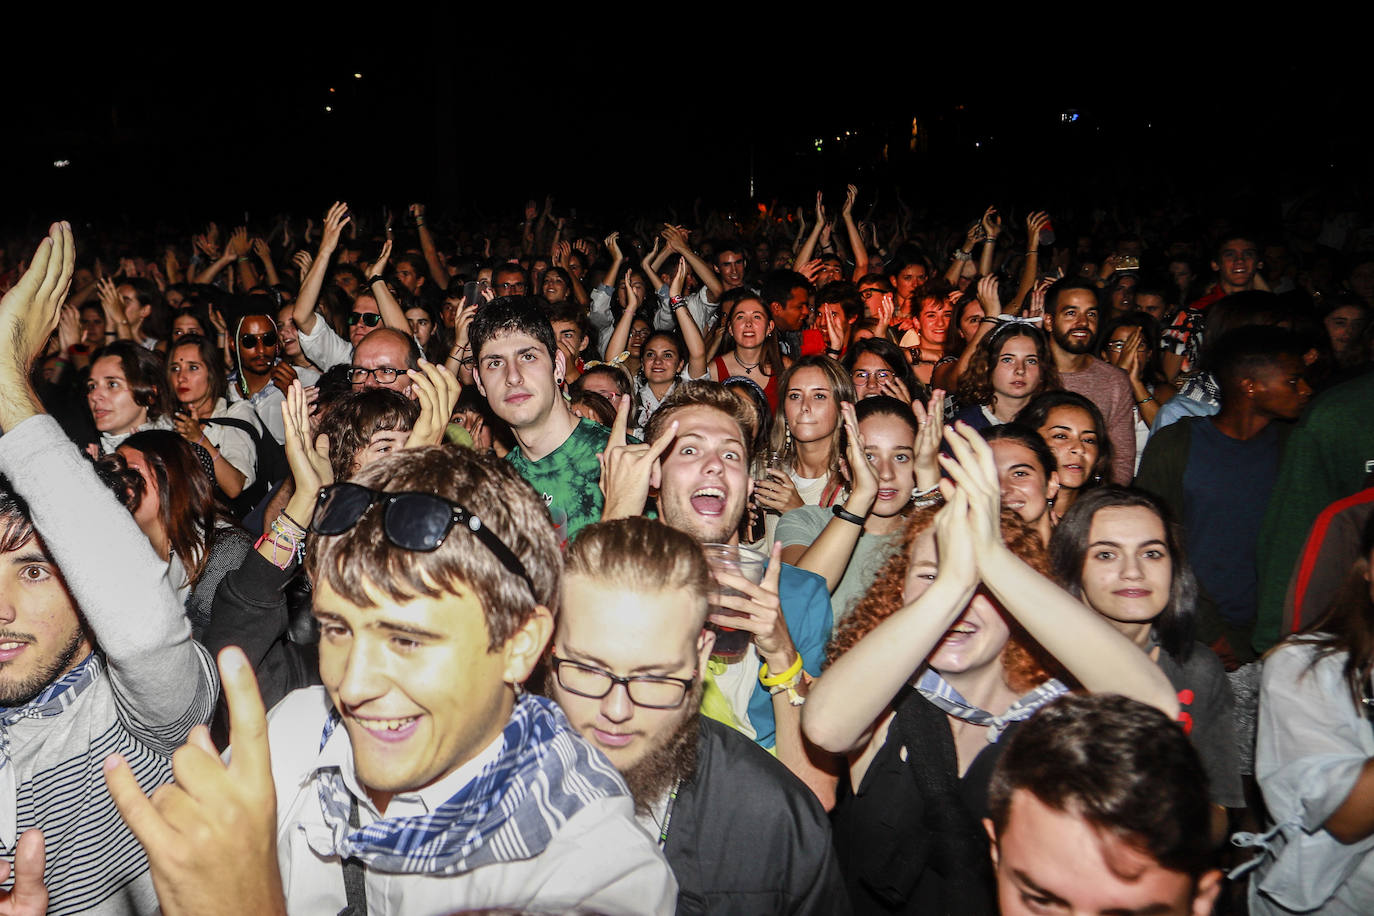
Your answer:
[5,20,1361,232]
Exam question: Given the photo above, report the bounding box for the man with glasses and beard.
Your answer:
[551,517,847,914]
[1042,278,1136,484]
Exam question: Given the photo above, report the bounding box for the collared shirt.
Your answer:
[267,688,677,916]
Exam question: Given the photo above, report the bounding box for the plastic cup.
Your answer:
[702,543,768,663]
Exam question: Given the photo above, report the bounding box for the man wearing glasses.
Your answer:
[348,327,421,399]
[550,518,847,914]
[491,264,530,297]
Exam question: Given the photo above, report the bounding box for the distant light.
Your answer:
[53,160,70,168]
[974,142,981,148]
[814,138,823,152]
[353,72,362,79]
[329,87,335,93]
[324,106,333,112]
[1061,110,1080,123]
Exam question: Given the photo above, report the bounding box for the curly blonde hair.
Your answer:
[826,504,1068,694]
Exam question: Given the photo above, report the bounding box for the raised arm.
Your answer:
[0,223,215,742]
[292,201,350,334]
[783,402,875,585]
[1013,211,1050,311]
[669,256,708,378]
[410,202,448,288]
[251,237,280,288]
[604,271,641,361]
[944,217,982,285]
[662,224,723,302]
[364,239,408,332]
[796,192,826,267]
[940,424,1178,717]
[841,184,869,279]
[978,206,1001,277]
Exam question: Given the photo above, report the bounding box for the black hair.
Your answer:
[468,295,558,363]
[983,423,1058,479]
[1208,325,1306,395]
[1015,390,1114,488]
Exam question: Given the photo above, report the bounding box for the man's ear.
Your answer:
[983,818,999,869]
[696,627,716,672]
[1191,869,1224,916]
[554,349,567,384]
[503,605,554,686]
[1210,259,1220,274]
[473,359,487,398]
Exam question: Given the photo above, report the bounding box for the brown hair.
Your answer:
[117,430,219,587]
[565,518,713,629]
[168,334,228,407]
[957,323,1061,408]
[89,340,173,422]
[827,504,1066,692]
[644,380,756,465]
[720,290,785,380]
[769,355,858,490]
[316,389,421,481]
[306,446,560,651]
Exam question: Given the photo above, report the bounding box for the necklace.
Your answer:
[735,354,761,375]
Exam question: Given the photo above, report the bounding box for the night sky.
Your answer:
[6,22,1362,231]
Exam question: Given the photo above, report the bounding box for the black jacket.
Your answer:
[665,717,851,915]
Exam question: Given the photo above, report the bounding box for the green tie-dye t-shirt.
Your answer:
[505,418,617,547]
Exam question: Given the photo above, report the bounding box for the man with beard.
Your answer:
[599,383,836,805]
[1043,278,1136,484]
[552,517,847,914]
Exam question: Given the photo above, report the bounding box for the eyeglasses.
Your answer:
[1104,340,1149,353]
[240,332,279,350]
[348,311,384,327]
[347,366,403,385]
[312,482,534,594]
[494,281,526,293]
[859,288,886,299]
[851,369,893,383]
[550,652,696,709]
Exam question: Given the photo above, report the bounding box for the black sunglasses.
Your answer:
[240,331,279,349]
[312,483,534,595]
[348,311,384,327]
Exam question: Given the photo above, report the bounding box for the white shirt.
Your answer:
[265,688,677,916]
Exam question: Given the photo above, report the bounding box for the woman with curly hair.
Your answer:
[804,423,1178,914]
[952,322,1060,431]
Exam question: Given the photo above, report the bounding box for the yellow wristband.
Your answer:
[759,653,804,688]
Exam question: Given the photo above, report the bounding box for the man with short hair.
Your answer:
[1043,278,1136,484]
[471,296,613,542]
[348,326,421,398]
[552,517,848,913]
[491,263,529,297]
[0,222,216,914]
[600,382,835,802]
[985,693,1222,916]
[1136,326,1313,662]
[192,447,673,913]
[762,269,815,357]
[654,228,753,337]
[1162,233,1266,379]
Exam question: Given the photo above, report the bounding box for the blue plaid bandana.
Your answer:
[309,694,629,875]
[0,652,103,770]
[915,669,1068,743]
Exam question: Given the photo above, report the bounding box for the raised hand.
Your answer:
[822,307,848,353]
[911,389,945,490]
[814,190,826,225]
[269,361,298,396]
[57,305,80,353]
[603,231,623,262]
[598,395,677,521]
[976,275,1002,315]
[981,205,1001,241]
[1026,211,1050,250]
[292,250,313,276]
[404,360,463,449]
[796,259,824,284]
[319,202,350,253]
[226,226,250,260]
[840,402,877,512]
[281,380,332,499]
[939,421,1004,559]
[251,237,272,262]
[103,648,286,916]
[1109,326,1143,378]
[409,202,426,221]
[0,222,76,377]
[366,239,393,279]
[841,184,858,218]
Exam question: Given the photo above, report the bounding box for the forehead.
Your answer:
[91,355,128,379]
[315,579,489,644]
[353,295,380,313]
[1054,290,1098,314]
[479,329,549,361]
[1090,504,1166,541]
[356,335,408,367]
[171,343,202,362]
[998,334,1038,356]
[1220,239,1258,256]
[991,439,1044,473]
[551,320,580,334]
[789,366,831,389]
[241,315,274,334]
[859,412,914,444]
[559,574,701,655]
[730,299,767,319]
[919,298,952,314]
[663,405,745,450]
[1044,405,1095,432]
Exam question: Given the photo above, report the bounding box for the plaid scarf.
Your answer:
[309,694,628,875]
[915,669,1068,743]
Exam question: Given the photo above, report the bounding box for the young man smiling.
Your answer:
[260,447,674,913]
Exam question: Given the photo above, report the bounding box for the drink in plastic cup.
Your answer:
[702,543,768,662]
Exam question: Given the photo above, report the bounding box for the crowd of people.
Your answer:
[0,184,1371,914]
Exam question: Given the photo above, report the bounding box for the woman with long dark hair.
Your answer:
[1016,390,1113,522]
[87,339,175,453]
[1049,485,1244,814]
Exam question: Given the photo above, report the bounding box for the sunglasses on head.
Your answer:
[311,482,535,595]
[240,331,279,349]
[348,311,384,327]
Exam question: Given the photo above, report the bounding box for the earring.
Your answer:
[784,427,792,455]
[511,681,526,700]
